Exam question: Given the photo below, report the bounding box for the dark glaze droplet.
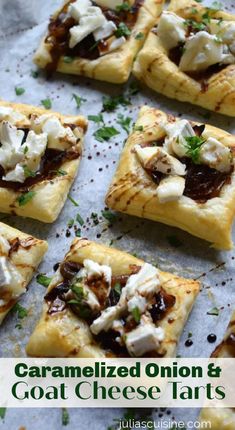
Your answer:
[185,339,193,347]
[53,262,60,272]
[207,334,217,343]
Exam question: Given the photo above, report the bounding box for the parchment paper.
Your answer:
[0,0,234,428]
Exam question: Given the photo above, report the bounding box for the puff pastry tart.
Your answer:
[0,221,47,324]
[133,0,235,116]
[34,0,164,84]
[26,238,199,357]
[199,311,235,429]
[0,100,87,223]
[105,106,235,250]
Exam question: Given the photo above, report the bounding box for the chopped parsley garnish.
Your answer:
[75,228,81,237]
[0,408,6,420]
[191,7,198,14]
[135,32,144,40]
[31,70,39,78]
[94,126,119,142]
[113,282,122,296]
[184,135,205,163]
[207,306,220,316]
[167,235,183,248]
[56,169,67,176]
[23,146,28,154]
[15,86,25,96]
[102,94,130,112]
[41,98,52,109]
[132,306,141,323]
[128,82,139,96]
[17,190,36,206]
[184,18,206,31]
[36,274,52,288]
[62,408,70,426]
[72,93,87,109]
[68,195,79,206]
[116,1,130,12]
[13,303,28,319]
[70,284,86,301]
[133,124,143,132]
[23,165,36,178]
[115,22,131,38]
[76,213,84,226]
[67,218,74,228]
[91,212,99,225]
[88,113,104,124]
[117,113,132,134]
[102,209,117,223]
[188,331,193,338]
[63,56,74,63]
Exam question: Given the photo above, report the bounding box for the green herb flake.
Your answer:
[68,195,79,207]
[188,331,193,338]
[31,70,39,78]
[207,306,220,316]
[184,18,206,31]
[75,228,81,237]
[116,1,130,12]
[67,218,74,228]
[102,209,117,223]
[133,124,144,132]
[63,56,74,63]
[132,306,141,323]
[113,282,121,296]
[0,408,6,420]
[36,274,52,288]
[115,22,131,38]
[191,7,198,14]
[71,284,85,301]
[167,235,183,248]
[102,94,130,112]
[72,93,87,109]
[23,146,29,154]
[88,114,104,124]
[135,32,144,40]
[56,169,67,176]
[23,165,36,178]
[62,407,70,426]
[13,303,28,319]
[17,191,36,206]
[94,126,119,142]
[184,135,205,163]
[128,82,140,96]
[15,86,25,96]
[76,213,84,226]
[41,98,52,110]
[117,113,132,134]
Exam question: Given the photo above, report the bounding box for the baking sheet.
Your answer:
[0,0,235,428]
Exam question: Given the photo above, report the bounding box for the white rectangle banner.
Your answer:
[0,358,234,408]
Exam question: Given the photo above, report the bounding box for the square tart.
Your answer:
[0,100,87,223]
[0,221,48,324]
[34,0,164,84]
[133,0,235,117]
[105,106,235,250]
[26,237,199,358]
[199,311,235,430]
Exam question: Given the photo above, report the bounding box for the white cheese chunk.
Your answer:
[68,0,92,21]
[125,317,165,357]
[0,107,26,124]
[108,36,126,52]
[69,8,106,48]
[95,0,124,10]
[42,116,76,149]
[0,122,24,170]
[199,137,232,173]
[179,31,235,72]
[156,176,185,203]
[163,119,195,158]
[127,295,147,314]
[135,145,186,176]
[2,164,25,183]
[157,11,186,51]
[0,236,10,256]
[209,19,235,44]
[90,306,122,334]
[82,259,112,285]
[93,20,117,41]
[82,284,101,311]
[0,256,12,286]
[0,256,24,298]
[123,263,160,299]
[22,131,47,172]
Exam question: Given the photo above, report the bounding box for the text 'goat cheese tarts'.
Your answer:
[26,238,199,358]
[0,222,47,324]
[0,100,87,223]
[199,310,235,430]
[34,0,164,84]
[133,0,235,117]
[105,106,235,250]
